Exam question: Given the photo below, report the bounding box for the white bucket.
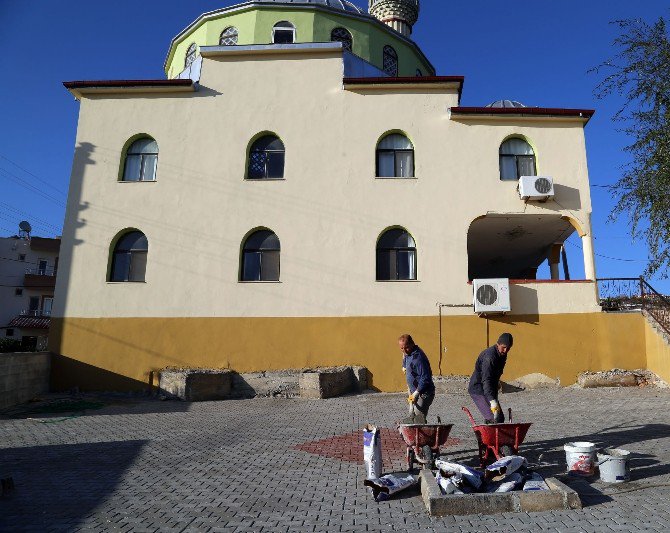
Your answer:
[564,441,597,476]
[597,448,630,483]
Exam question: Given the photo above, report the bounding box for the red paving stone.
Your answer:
[293,428,461,469]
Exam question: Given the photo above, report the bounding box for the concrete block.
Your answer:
[351,366,368,392]
[299,367,356,399]
[420,472,581,516]
[159,369,232,402]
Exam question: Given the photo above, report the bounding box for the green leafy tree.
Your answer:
[592,15,670,277]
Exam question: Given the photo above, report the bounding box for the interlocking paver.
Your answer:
[1,388,670,531]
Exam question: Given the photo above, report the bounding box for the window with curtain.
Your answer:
[273,21,296,44]
[247,135,285,179]
[331,27,353,52]
[499,138,536,180]
[383,45,398,77]
[241,230,280,282]
[122,138,158,182]
[376,133,414,177]
[184,43,197,68]
[220,26,239,46]
[110,231,148,282]
[376,228,416,281]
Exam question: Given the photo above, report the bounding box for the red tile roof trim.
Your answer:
[8,317,51,329]
[451,106,595,118]
[344,76,464,84]
[63,79,193,89]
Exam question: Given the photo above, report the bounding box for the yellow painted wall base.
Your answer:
[49,313,649,392]
[645,317,670,384]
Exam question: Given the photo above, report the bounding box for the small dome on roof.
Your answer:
[252,0,366,15]
[486,100,527,108]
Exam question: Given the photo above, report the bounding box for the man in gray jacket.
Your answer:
[468,333,513,424]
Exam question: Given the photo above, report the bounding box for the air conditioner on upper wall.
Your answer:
[473,278,511,314]
[518,175,555,201]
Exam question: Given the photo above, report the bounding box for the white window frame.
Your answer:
[272,22,296,44]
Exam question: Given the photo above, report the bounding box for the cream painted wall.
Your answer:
[55,50,596,320]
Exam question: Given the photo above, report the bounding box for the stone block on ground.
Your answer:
[299,367,363,399]
[419,471,581,516]
[577,369,663,388]
[159,369,232,401]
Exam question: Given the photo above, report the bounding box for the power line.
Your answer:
[565,239,647,262]
[0,203,62,233]
[0,154,68,197]
[0,167,67,207]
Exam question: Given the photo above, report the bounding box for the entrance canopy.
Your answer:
[468,214,575,280]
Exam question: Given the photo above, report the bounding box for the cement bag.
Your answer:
[434,459,484,490]
[435,471,464,495]
[485,456,527,480]
[363,474,417,502]
[363,425,382,480]
[486,472,524,493]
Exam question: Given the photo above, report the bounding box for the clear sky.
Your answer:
[0,0,668,291]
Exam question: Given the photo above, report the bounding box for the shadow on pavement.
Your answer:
[0,439,147,531]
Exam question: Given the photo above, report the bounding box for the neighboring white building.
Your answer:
[0,229,60,351]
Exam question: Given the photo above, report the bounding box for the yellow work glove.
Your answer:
[407,394,415,404]
[490,399,501,415]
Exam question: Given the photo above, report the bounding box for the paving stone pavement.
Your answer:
[1,387,670,532]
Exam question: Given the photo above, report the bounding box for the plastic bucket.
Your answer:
[597,448,630,483]
[564,441,597,476]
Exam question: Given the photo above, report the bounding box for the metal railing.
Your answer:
[24,267,56,277]
[597,277,670,336]
[19,309,52,317]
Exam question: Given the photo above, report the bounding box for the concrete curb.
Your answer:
[420,471,581,516]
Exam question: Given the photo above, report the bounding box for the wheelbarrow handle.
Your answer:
[462,406,477,427]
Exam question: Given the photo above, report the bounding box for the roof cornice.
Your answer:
[344,76,464,101]
[63,79,195,100]
[450,106,595,124]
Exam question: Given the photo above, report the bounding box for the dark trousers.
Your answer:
[470,393,505,424]
[408,392,435,423]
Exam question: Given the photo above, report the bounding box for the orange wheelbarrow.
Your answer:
[398,423,454,471]
[462,406,532,467]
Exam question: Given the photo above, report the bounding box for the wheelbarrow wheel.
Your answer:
[500,445,514,457]
[421,445,433,470]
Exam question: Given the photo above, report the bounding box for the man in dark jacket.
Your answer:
[399,334,435,424]
[468,333,513,424]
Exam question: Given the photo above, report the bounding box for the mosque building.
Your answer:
[53,0,659,392]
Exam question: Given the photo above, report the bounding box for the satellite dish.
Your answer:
[19,221,32,233]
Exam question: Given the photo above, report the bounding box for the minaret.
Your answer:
[368,0,419,37]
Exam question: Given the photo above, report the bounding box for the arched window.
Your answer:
[377,228,416,281]
[383,45,398,77]
[220,26,239,46]
[110,231,148,282]
[499,138,536,181]
[331,27,353,52]
[376,133,414,177]
[247,135,285,179]
[273,21,296,44]
[241,230,280,281]
[122,137,158,182]
[185,43,197,68]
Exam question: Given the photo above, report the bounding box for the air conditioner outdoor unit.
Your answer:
[518,175,555,201]
[473,278,511,314]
